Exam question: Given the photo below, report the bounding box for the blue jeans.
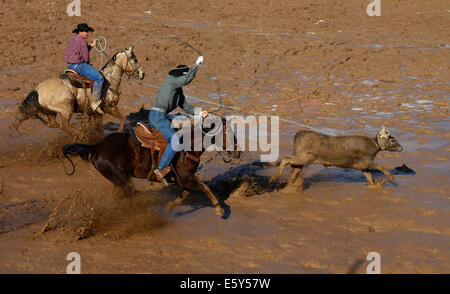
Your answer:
[149,110,181,170]
[67,63,104,102]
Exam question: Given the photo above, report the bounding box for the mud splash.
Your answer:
[41,188,168,241]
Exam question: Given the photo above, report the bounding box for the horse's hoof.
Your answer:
[165,201,177,211]
[365,181,384,188]
[215,206,224,217]
[376,178,388,185]
[280,184,303,194]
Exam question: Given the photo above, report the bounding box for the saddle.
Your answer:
[124,121,200,182]
[127,122,168,153]
[125,122,169,176]
[60,69,94,92]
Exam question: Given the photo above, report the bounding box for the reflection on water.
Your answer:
[207,92,232,99]
[1,66,34,75]
[361,42,450,51]
[0,100,19,106]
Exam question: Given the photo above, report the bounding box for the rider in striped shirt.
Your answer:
[65,23,104,114]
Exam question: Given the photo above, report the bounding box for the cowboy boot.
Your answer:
[90,87,104,114]
[154,166,171,187]
[91,100,104,114]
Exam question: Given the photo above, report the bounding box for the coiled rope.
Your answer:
[93,36,108,68]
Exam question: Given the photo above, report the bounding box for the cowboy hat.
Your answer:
[169,65,189,77]
[72,23,95,34]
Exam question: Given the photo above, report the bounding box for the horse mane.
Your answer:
[100,53,118,71]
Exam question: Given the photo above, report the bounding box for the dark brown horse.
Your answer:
[62,114,241,217]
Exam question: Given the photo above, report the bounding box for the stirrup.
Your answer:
[91,101,104,114]
[154,168,170,187]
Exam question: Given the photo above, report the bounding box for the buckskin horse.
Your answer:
[62,113,241,217]
[13,46,145,135]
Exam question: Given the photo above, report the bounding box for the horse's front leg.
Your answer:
[93,114,104,135]
[166,189,190,211]
[46,113,59,128]
[105,103,125,132]
[181,175,224,217]
[60,112,74,136]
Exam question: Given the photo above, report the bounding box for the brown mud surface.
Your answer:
[0,0,449,273]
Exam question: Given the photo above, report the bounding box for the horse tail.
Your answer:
[11,90,40,132]
[62,143,97,176]
[18,90,40,120]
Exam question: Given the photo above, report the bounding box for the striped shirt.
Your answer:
[65,35,90,64]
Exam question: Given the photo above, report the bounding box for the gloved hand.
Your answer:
[196,55,204,65]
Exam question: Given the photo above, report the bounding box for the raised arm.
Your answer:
[171,65,199,88]
[179,88,202,116]
[171,56,204,87]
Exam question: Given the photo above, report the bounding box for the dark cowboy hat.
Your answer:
[169,65,189,77]
[72,23,95,34]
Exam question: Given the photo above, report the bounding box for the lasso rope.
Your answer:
[93,36,108,68]
[96,34,336,137]
[131,34,224,114]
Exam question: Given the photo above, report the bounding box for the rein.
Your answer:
[196,115,235,171]
[196,151,233,172]
[95,50,140,103]
[101,51,139,80]
[94,36,140,80]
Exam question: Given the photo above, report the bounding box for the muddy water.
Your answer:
[0,0,449,273]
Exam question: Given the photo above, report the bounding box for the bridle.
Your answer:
[101,50,140,80]
[194,115,236,171]
[121,52,140,80]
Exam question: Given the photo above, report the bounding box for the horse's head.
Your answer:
[116,46,145,80]
[202,114,241,161]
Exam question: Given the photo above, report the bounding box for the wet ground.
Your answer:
[0,0,449,273]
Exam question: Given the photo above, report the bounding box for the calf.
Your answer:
[270,126,403,189]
